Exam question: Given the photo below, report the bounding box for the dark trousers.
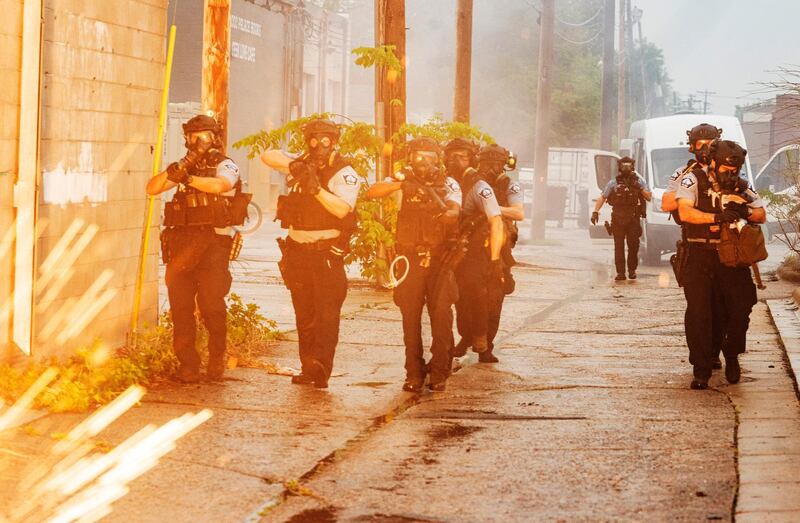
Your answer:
[455,242,505,352]
[281,240,347,379]
[683,246,757,379]
[393,252,457,384]
[612,218,641,275]
[165,229,233,372]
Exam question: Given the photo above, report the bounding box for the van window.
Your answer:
[756,146,799,193]
[651,147,692,188]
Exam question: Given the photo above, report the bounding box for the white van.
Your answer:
[589,114,755,264]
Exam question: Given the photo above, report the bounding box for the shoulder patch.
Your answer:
[479,187,494,200]
[670,170,681,181]
[445,178,461,193]
[343,173,358,186]
[509,182,521,194]
[681,176,696,189]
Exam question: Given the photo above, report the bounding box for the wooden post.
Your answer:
[13,0,44,355]
[379,0,406,179]
[529,0,555,241]
[453,0,473,123]
[616,0,626,142]
[202,0,231,149]
[599,0,616,152]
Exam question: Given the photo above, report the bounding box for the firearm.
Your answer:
[396,167,448,213]
[431,214,487,304]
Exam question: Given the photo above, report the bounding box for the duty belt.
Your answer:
[286,237,337,251]
[687,238,720,250]
[686,238,720,244]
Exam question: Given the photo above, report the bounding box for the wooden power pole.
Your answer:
[202,0,231,149]
[599,0,616,152]
[453,0,473,123]
[529,0,555,241]
[376,0,407,180]
[616,0,626,142]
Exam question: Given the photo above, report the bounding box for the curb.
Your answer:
[766,298,800,394]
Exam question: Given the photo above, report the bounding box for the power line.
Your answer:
[555,30,601,45]
[556,7,603,27]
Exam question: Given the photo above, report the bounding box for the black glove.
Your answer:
[714,209,741,224]
[288,160,310,187]
[590,211,599,225]
[489,259,505,283]
[166,162,188,184]
[167,149,200,183]
[725,201,750,220]
[300,171,321,195]
[401,180,423,197]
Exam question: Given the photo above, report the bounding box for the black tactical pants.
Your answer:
[393,251,457,385]
[612,217,641,275]
[455,241,505,353]
[281,239,348,380]
[683,246,757,379]
[165,228,233,373]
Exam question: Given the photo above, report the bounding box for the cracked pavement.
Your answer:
[2,225,799,522]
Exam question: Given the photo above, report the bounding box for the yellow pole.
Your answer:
[131,25,177,334]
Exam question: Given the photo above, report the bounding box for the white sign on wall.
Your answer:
[232,41,256,63]
[232,15,262,36]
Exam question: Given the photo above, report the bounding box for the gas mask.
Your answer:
[477,160,505,184]
[711,140,747,192]
[185,130,219,156]
[445,149,473,181]
[410,150,441,183]
[690,140,715,165]
[306,134,336,165]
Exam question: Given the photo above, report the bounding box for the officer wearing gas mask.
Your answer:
[453,144,508,359]
[273,118,360,389]
[663,123,727,371]
[366,137,461,392]
[443,137,480,186]
[591,157,651,281]
[676,140,766,389]
[146,114,249,383]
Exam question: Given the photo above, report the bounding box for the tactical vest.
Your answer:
[395,173,450,249]
[607,179,640,220]
[278,155,351,231]
[685,167,723,241]
[163,154,249,228]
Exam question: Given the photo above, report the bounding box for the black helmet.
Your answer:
[687,123,722,144]
[712,140,747,169]
[406,136,443,157]
[444,137,479,156]
[477,144,510,164]
[302,118,340,141]
[182,114,222,135]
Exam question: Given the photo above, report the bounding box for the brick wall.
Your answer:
[0,0,22,354]
[33,0,168,355]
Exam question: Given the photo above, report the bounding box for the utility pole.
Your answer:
[632,5,648,117]
[376,0,406,180]
[599,0,616,152]
[616,0,626,142]
[529,0,555,241]
[453,0,473,122]
[202,0,231,149]
[624,0,639,120]
[697,90,716,114]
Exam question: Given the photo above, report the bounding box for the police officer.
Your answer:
[146,114,243,383]
[591,157,651,281]
[366,137,461,392]
[274,118,361,389]
[471,145,523,363]
[676,140,766,389]
[453,144,507,358]
[662,123,726,370]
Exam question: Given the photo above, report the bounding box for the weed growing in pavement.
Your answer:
[0,294,280,413]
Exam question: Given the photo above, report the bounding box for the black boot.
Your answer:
[479,351,499,363]
[725,356,741,384]
[712,356,722,370]
[452,338,470,357]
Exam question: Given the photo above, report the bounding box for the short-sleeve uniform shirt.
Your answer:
[463,180,502,220]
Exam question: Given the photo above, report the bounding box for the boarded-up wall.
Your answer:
[0,0,22,356]
[33,0,167,355]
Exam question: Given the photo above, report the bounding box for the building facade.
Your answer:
[2,0,168,359]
